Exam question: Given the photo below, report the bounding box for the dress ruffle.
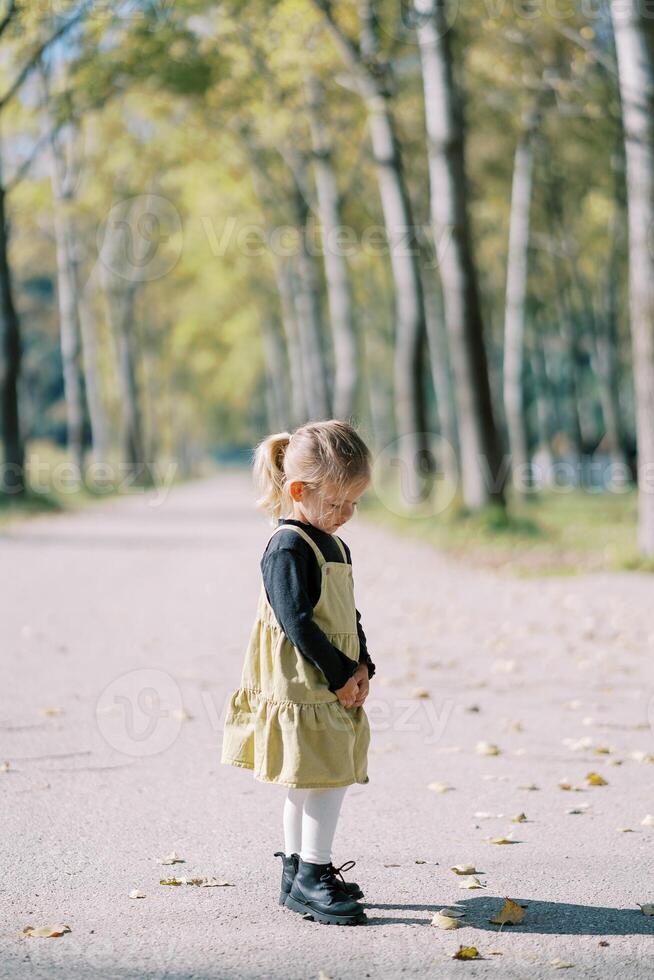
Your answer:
[221,686,370,788]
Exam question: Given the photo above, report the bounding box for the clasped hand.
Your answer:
[335,664,370,709]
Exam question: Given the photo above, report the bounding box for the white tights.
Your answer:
[283,786,348,865]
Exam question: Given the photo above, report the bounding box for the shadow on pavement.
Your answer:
[364,896,654,934]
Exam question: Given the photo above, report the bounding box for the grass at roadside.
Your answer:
[361,484,653,577]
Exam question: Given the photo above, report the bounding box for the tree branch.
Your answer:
[0,0,18,44]
[0,0,94,114]
[308,0,373,94]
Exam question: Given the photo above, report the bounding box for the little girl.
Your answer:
[221,420,375,926]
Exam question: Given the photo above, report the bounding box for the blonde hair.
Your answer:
[253,420,371,522]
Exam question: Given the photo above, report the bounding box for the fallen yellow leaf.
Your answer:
[586,772,608,786]
[158,851,184,865]
[450,864,478,875]
[459,875,485,889]
[476,741,501,756]
[550,959,574,969]
[431,912,460,929]
[428,781,454,793]
[511,813,527,823]
[23,924,71,938]
[489,898,526,926]
[488,836,518,845]
[452,946,480,960]
[171,708,193,721]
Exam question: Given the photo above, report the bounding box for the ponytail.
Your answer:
[253,431,292,522]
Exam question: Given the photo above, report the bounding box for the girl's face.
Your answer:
[290,476,370,533]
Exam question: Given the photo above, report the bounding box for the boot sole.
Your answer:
[285,895,367,925]
[280,888,364,905]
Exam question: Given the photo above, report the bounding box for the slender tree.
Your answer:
[310,0,431,504]
[304,70,358,420]
[414,0,506,509]
[611,0,654,555]
[42,87,87,482]
[503,106,539,493]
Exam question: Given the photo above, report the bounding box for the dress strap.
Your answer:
[332,534,349,563]
[267,523,326,567]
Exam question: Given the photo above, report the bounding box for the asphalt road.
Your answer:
[2,471,653,979]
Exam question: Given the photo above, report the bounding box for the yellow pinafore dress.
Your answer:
[221,524,371,788]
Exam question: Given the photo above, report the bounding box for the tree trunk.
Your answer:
[241,136,307,428]
[290,186,331,421]
[420,258,459,485]
[273,258,307,426]
[366,99,430,501]
[260,312,291,430]
[104,281,146,480]
[415,0,506,509]
[305,72,359,421]
[0,179,24,494]
[503,109,538,494]
[77,269,110,470]
[311,0,431,504]
[530,326,555,485]
[100,203,147,483]
[47,123,86,482]
[611,0,654,553]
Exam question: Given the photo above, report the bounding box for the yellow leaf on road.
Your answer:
[159,851,184,865]
[431,912,460,929]
[476,741,501,756]
[459,875,485,889]
[489,898,526,926]
[586,772,608,786]
[23,924,71,938]
[428,781,454,793]
[452,946,480,960]
[450,864,478,875]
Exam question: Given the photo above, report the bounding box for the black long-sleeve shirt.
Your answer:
[260,519,376,694]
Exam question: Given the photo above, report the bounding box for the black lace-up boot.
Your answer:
[275,852,365,905]
[273,851,297,906]
[285,858,367,925]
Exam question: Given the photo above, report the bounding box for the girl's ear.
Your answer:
[289,480,304,501]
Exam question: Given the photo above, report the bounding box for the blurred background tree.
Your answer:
[1,0,653,560]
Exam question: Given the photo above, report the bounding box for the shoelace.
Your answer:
[329,859,356,888]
